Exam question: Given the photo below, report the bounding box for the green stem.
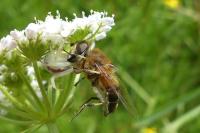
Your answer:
[47,122,59,133]
[0,85,23,108]
[135,87,200,128]
[32,61,50,113]
[163,104,200,133]
[54,74,75,114]
[0,115,35,125]
[0,103,33,120]
[60,74,80,114]
[118,67,154,105]
[87,23,102,41]
[0,85,43,120]
[18,70,44,111]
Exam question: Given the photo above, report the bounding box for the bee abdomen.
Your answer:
[105,89,119,116]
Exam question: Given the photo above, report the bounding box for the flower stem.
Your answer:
[47,122,59,133]
[87,23,102,41]
[59,74,80,115]
[0,85,23,108]
[18,70,44,111]
[54,74,74,114]
[162,104,200,133]
[0,115,35,125]
[32,61,50,113]
[0,103,33,120]
[0,85,42,120]
[118,67,154,105]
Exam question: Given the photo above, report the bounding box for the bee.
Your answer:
[67,41,130,119]
[42,41,132,118]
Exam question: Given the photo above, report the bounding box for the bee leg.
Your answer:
[83,69,100,74]
[74,68,100,75]
[71,97,102,121]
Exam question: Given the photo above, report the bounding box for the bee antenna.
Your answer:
[63,50,74,56]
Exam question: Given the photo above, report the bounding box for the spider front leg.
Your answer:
[74,76,85,86]
[50,68,73,89]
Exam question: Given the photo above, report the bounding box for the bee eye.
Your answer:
[76,42,89,55]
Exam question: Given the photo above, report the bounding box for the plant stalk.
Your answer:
[18,70,44,111]
[32,61,50,113]
[47,122,59,133]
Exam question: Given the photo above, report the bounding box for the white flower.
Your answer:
[25,23,43,40]
[26,66,42,98]
[65,10,115,41]
[41,32,65,45]
[95,32,107,41]
[0,65,7,72]
[37,12,67,45]
[99,25,112,32]
[10,29,27,43]
[1,10,115,56]
[41,14,65,34]
[0,35,17,52]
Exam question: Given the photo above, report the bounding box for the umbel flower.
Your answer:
[0,10,114,132]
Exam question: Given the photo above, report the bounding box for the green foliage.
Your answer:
[0,0,200,133]
[67,27,91,43]
[18,38,49,61]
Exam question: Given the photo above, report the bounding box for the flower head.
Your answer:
[25,23,43,40]
[65,10,115,41]
[10,29,27,44]
[0,35,17,53]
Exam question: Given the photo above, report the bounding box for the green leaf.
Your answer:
[135,87,200,128]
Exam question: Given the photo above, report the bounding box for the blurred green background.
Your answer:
[1,0,200,133]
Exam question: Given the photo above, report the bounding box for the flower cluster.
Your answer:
[0,11,115,132]
[0,10,115,59]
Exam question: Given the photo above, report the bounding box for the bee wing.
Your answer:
[95,63,137,117]
[115,89,134,115]
[115,81,139,118]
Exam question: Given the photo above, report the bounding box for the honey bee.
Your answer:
[42,41,132,118]
[67,41,131,119]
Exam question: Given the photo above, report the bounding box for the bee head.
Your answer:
[67,41,89,63]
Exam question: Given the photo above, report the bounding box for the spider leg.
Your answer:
[74,76,85,86]
[51,68,73,89]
